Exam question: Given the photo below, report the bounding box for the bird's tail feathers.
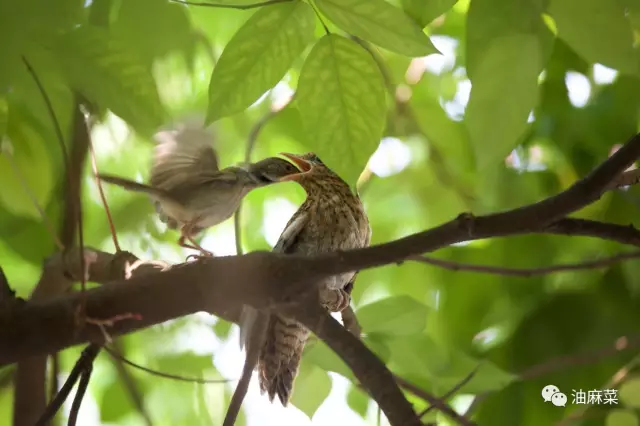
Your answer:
[97,174,167,198]
[258,315,309,406]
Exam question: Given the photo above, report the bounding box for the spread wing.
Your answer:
[149,127,219,191]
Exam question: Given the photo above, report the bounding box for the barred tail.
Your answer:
[258,314,309,406]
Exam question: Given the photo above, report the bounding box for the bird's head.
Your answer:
[277,152,326,180]
[277,152,351,194]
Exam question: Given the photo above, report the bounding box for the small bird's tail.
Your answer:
[258,314,310,406]
[97,174,167,198]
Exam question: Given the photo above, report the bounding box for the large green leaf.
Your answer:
[295,34,386,184]
[466,0,552,80]
[0,109,54,220]
[356,295,429,335]
[314,0,438,57]
[113,0,194,64]
[401,0,458,28]
[206,1,316,122]
[465,35,542,168]
[290,359,332,419]
[53,26,166,135]
[548,0,637,74]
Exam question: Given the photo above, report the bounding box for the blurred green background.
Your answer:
[1,0,640,425]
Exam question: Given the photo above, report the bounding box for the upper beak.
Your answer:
[278,153,312,181]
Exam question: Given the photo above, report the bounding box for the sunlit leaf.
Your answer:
[465,35,541,168]
[357,295,429,335]
[295,34,386,184]
[548,0,637,74]
[401,0,458,27]
[620,377,640,408]
[305,340,355,380]
[290,359,332,418]
[53,26,166,135]
[606,410,639,426]
[314,0,438,56]
[346,385,369,417]
[206,1,316,122]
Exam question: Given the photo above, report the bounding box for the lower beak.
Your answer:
[278,153,312,181]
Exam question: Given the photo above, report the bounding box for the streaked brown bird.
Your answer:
[241,152,371,407]
[97,129,299,255]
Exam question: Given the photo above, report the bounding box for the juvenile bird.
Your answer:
[97,129,299,255]
[241,152,371,407]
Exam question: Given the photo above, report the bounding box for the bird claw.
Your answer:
[320,288,351,312]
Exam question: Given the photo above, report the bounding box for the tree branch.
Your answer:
[408,250,640,277]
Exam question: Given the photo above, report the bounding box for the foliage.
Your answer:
[0,0,640,425]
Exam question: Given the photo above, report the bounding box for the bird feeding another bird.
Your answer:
[96,127,300,256]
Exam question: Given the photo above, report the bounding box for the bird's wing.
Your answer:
[149,127,219,191]
[273,211,309,254]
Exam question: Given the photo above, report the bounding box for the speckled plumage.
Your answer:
[257,153,371,405]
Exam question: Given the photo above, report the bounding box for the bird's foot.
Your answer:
[320,287,351,313]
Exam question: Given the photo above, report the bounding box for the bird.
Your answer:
[97,128,299,255]
[241,152,371,407]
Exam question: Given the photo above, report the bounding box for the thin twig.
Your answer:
[35,344,101,426]
[67,362,93,426]
[393,376,475,426]
[110,341,154,426]
[419,367,479,417]
[88,133,121,252]
[170,0,292,9]
[234,109,279,255]
[409,250,640,277]
[104,346,231,384]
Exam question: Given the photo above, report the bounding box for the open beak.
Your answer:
[278,153,313,181]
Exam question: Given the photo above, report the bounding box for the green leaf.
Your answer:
[113,0,194,63]
[295,34,386,184]
[101,377,137,423]
[305,340,355,380]
[465,35,541,168]
[606,409,639,426]
[53,26,166,135]
[206,1,316,122]
[401,0,458,28]
[548,0,637,74]
[0,112,54,220]
[290,358,332,418]
[466,0,552,80]
[314,0,438,57]
[620,377,640,408]
[347,385,369,417]
[155,351,215,377]
[357,296,429,335]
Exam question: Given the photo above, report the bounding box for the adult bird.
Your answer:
[98,128,298,255]
[237,152,371,412]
